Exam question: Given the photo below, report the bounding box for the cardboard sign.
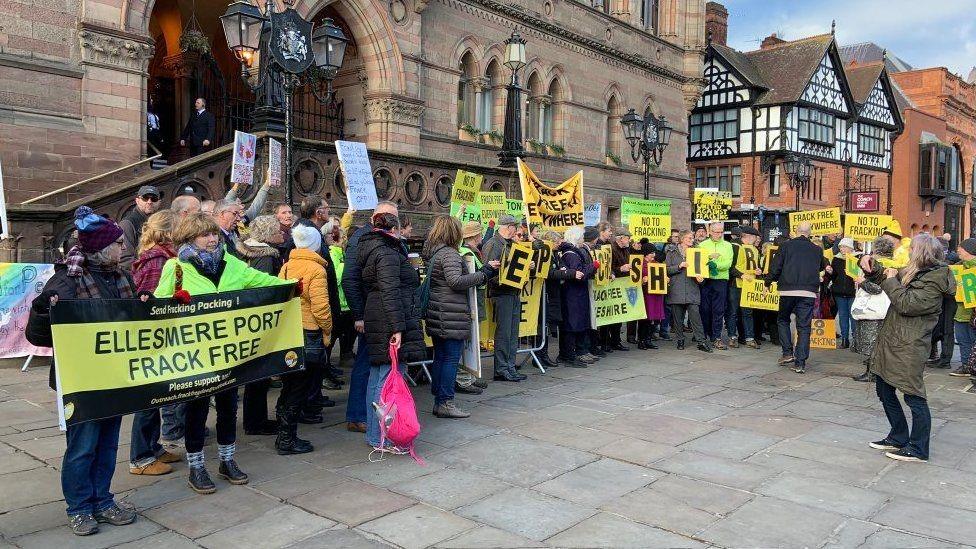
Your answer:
[740,278,779,311]
[692,188,732,221]
[810,319,837,349]
[789,207,842,237]
[230,130,257,185]
[628,255,643,285]
[506,199,524,220]
[845,214,892,242]
[335,140,379,210]
[591,278,646,327]
[736,244,761,274]
[518,158,584,231]
[266,137,282,187]
[530,244,553,279]
[593,245,613,287]
[479,277,543,348]
[478,192,507,228]
[584,202,602,226]
[645,262,668,295]
[959,267,976,309]
[823,248,834,264]
[685,248,709,279]
[499,242,534,289]
[629,214,671,242]
[621,197,671,224]
[951,264,965,303]
[450,170,483,221]
[762,246,779,275]
[846,255,863,279]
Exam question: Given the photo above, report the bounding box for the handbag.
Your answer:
[851,287,890,320]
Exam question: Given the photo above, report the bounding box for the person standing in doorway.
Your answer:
[180,97,216,156]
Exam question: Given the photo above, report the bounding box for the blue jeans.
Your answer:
[876,376,930,459]
[129,408,162,466]
[700,279,728,341]
[835,296,856,342]
[159,403,185,441]
[431,337,464,406]
[346,334,371,423]
[778,295,815,365]
[365,362,399,447]
[726,285,754,340]
[955,321,975,367]
[62,416,122,516]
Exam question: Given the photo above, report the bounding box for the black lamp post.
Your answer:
[620,106,672,199]
[221,0,348,205]
[498,30,527,168]
[783,152,813,212]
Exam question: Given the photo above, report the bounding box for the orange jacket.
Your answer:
[279,248,333,343]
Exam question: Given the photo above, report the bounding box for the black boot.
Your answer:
[188,467,216,494]
[276,407,313,455]
[218,459,249,485]
[298,409,324,424]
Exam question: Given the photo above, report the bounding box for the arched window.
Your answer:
[457,52,477,128]
[525,72,542,142]
[545,78,562,145]
[641,0,660,32]
[606,95,621,157]
[479,60,500,132]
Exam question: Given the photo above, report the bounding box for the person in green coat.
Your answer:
[867,234,955,463]
[697,221,734,349]
[155,212,292,494]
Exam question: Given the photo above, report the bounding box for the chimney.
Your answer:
[761,33,787,50]
[705,2,728,47]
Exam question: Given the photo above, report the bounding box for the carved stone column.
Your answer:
[364,94,426,155]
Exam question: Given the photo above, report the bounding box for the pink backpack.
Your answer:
[375,343,424,464]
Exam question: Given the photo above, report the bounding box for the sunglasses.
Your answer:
[141,195,159,202]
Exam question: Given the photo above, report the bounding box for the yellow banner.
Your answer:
[645,262,668,294]
[499,242,534,289]
[960,267,976,309]
[740,278,779,311]
[823,248,834,264]
[629,214,671,242]
[450,170,484,223]
[844,214,892,242]
[479,277,543,348]
[685,248,709,278]
[789,207,841,237]
[846,255,863,279]
[591,278,646,327]
[593,245,613,287]
[693,189,732,221]
[518,158,584,231]
[810,319,837,349]
[530,244,553,279]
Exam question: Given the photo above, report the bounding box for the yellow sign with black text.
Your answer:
[645,262,668,294]
[810,319,837,349]
[844,214,892,242]
[789,208,842,237]
[629,214,671,242]
[518,158,584,231]
[593,245,613,287]
[685,248,709,279]
[740,278,779,311]
[499,242,534,289]
[591,278,646,327]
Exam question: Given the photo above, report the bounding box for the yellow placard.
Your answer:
[789,207,842,237]
[499,242,533,289]
[693,189,733,221]
[844,214,892,242]
[951,265,964,303]
[809,319,837,349]
[530,244,553,279]
[823,248,834,264]
[591,277,646,327]
[740,278,779,311]
[645,262,668,295]
[960,267,976,309]
[479,277,543,348]
[685,248,709,279]
[478,192,507,229]
[846,255,863,279]
[735,244,761,288]
[628,255,644,285]
[451,169,482,206]
[629,214,671,243]
[518,158,584,232]
[593,245,613,287]
[762,246,779,275]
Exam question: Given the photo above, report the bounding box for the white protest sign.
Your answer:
[230,131,257,185]
[335,140,378,210]
[267,137,282,188]
[584,202,601,226]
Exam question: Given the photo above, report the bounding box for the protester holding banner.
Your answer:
[605,229,634,352]
[276,224,334,455]
[28,206,138,535]
[727,226,763,349]
[483,214,527,382]
[154,212,294,494]
[557,226,597,367]
[868,234,954,463]
[666,230,709,353]
[698,222,734,350]
[357,211,425,449]
[827,238,859,349]
[541,230,574,369]
[767,222,828,374]
[458,221,490,394]
[129,210,184,477]
[950,239,976,378]
[852,236,895,382]
[423,216,498,418]
[638,242,664,350]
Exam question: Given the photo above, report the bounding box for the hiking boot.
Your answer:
[218,460,248,485]
[494,371,522,382]
[69,514,98,536]
[713,340,728,350]
[94,504,136,526]
[275,428,313,455]
[778,355,795,365]
[129,460,172,476]
[433,400,471,419]
[157,450,182,464]
[472,379,488,389]
[454,382,483,395]
[188,467,216,494]
[310,394,337,408]
[792,363,806,374]
[885,448,927,463]
[578,354,598,364]
[869,438,903,451]
[728,340,740,349]
[346,422,367,433]
[745,339,759,349]
[697,343,713,353]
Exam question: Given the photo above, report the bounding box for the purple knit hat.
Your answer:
[74,206,123,253]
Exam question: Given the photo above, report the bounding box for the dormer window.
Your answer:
[798,107,835,146]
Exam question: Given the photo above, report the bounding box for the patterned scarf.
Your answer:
[74,265,135,299]
[178,243,224,275]
[62,245,86,277]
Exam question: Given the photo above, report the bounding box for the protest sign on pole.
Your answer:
[50,285,304,427]
[266,137,282,187]
[518,158,584,231]
[590,278,646,327]
[788,207,842,237]
[460,256,481,376]
[809,319,837,349]
[499,242,533,288]
[335,140,379,210]
[629,214,671,242]
[740,278,779,311]
[692,188,732,222]
[844,214,893,242]
[506,199,524,221]
[762,245,779,274]
[450,170,483,220]
[230,131,257,185]
[593,245,613,287]
[478,192,507,228]
[645,262,668,294]
[685,248,709,278]
[584,203,601,226]
[0,263,55,358]
[846,255,863,280]
[0,159,9,239]
[620,197,671,224]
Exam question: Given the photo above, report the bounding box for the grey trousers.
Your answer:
[670,303,706,345]
[493,294,522,375]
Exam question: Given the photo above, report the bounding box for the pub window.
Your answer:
[798,107,835,145]
[769,164,781,196]
[859,124,884,156]
[695,168,705,187]
[920,143,956,191]
[804,167,824,201]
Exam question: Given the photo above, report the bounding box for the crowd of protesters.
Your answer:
[24,180,976,535]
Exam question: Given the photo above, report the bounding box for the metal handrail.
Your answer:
[20,153,162,205]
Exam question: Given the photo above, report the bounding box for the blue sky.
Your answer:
[722,0,976,77]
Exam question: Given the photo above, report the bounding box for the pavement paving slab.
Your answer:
[358,504,477,549]
[545,512,705,548]
[455,486,596,541]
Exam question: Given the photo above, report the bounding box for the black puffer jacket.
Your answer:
[424,244,492,340]
[357,229,425,366]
